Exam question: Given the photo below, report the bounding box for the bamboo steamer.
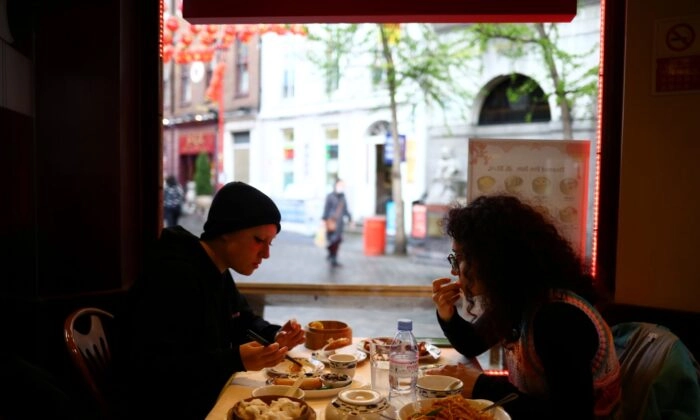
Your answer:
[304,320,352,350]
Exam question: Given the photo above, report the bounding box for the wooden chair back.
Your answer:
[63,307,114,417]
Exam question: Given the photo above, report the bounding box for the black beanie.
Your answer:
[200,182,281,240]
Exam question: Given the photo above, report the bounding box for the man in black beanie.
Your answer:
[112,181,305,420]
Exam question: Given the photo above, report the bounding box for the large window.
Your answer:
[168,0,613,339]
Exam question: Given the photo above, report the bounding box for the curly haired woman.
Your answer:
[429,194,620,419]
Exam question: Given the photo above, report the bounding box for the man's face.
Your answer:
[219,224,278,275]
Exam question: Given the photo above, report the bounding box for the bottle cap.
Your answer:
[397,319,412,331]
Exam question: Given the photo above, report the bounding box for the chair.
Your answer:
[63,307,115,417]
[612,322,700,419]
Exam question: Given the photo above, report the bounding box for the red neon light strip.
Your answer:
[591,0,606,278]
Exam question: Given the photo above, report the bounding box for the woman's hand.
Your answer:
[426,363,482,398]
[239,341,288,371]
[275,319,305,349]
[432,277,462,322]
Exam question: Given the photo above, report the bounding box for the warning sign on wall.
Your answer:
[653,15,700,94]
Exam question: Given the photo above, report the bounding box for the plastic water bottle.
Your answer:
[389,319,419,402]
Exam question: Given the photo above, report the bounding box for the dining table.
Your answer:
[206,337,480,420]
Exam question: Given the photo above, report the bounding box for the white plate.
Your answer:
[304,380,356,399]
[311,349,368,364]
[398,398,511,420]
[265,357,324,378]
[357,339,441,361]
[265,376,365,399]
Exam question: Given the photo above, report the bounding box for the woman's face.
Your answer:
[220,224,278,275]
[451,240,484,297]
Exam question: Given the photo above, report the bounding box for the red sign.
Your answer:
[179,132,215,154]
[411,204,427,239]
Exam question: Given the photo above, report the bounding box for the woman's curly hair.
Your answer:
[445,194,596,342]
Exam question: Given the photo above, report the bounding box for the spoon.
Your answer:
[480,392,518,412]
[286,375,306,397]
[445,379,462,391]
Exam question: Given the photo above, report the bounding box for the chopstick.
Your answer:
[246,329,304,368]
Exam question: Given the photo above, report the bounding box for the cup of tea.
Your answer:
[328,353,358,378]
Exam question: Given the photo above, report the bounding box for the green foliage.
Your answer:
[194,152,213,196]
[464,22,600,133]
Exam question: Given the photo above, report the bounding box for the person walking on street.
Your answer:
[113,181,305,419]
[322,178,352,268]
[163,174,185,227]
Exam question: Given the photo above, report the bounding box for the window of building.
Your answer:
[324,49,340,94]
[478,74,551,125]
[324,126,339,189]
[232,131,250,183]
[235,39,250,96]
[282,51,296,98]
[282,128,295,189]
[371,48,385,87]
[180,63,191,106]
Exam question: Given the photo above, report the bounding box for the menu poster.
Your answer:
[468,139,591,255]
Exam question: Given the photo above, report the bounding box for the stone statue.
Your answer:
[425,146,462,204]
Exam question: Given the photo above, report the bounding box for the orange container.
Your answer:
[363,216,386,256]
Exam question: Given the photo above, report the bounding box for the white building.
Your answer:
[225,3,601,238]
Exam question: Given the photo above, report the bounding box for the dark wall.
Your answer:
[1,0,161,385]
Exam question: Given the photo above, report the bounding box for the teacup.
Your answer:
[328,353,358,378]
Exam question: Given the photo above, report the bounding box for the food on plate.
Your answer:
[272,377,324,390]
[309,321,324,330]
[324,337,351,351]
[362,337,394,353]
[558,206,578,223]
[477,176,497,193]
[559,177,578,195]
[504,175,524,194]
[407,395,495,419]
[233,397,304,420]
[320,372,352,388]
[361,338,435,358]
[531,176,552,195]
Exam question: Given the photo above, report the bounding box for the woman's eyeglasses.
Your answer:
[447,253,460,272]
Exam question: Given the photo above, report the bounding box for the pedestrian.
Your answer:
[322,178,352,267]
[112,181,306,420]
[163,174,184,227]
[428,194,620,419]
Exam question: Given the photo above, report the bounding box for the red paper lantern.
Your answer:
[165,16,179,32]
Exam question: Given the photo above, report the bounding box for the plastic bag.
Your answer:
[314,223,327,248]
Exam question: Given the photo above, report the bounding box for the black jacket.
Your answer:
[112,226,280,419]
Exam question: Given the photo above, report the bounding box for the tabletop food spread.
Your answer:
[209,332,501,420]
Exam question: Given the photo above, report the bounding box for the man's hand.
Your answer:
[275,319,305,350]
[240,341,288,371]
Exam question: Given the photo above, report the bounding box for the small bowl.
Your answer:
[324,389,392,420]
[251,384,306,400]
[228,395,315,420]
[320,372,352,389]
[416,375,463,399]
